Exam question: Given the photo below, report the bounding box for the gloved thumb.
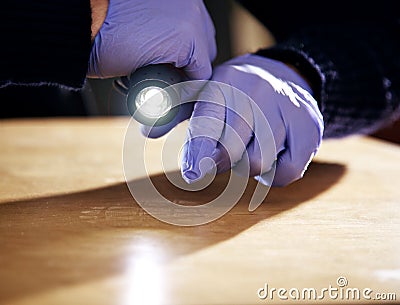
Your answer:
[140,80,208,138]
[140,102,194,138]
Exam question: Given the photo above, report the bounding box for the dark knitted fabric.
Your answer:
[240,1,400,138]
[1,0,399,138]
[0,0,92,90]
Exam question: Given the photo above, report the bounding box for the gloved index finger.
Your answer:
[181,82,227,183]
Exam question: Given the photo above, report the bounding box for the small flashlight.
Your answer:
[114,64,187,126]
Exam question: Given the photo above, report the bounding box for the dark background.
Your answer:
[1,0,399,143]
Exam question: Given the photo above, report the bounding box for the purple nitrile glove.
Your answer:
[88,0,217,80]
[182,54,324,187]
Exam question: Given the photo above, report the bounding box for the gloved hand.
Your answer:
[144,54,324,187]
[87,0,217,80]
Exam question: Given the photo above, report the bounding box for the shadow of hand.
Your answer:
[0,161,345,302]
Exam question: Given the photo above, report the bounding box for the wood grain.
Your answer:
[0,117,399,305]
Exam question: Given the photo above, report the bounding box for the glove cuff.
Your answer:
[255,25,400,138]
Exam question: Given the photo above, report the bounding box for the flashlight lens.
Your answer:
[135,86,172,119]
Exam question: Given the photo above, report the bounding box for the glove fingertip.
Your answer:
[140,124,171,138]
[273,148,316,187]
[184,63,213,80]
[181,137,217,183]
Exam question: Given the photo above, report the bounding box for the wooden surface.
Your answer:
[0,117,399,305]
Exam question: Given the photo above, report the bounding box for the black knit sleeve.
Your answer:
[0,0,92,90]
[256,23,400,138]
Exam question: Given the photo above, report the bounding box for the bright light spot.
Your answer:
[122,240,165,305]
[135,86,172,119]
